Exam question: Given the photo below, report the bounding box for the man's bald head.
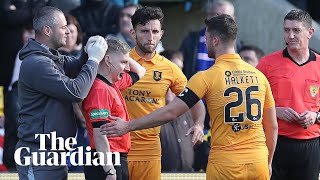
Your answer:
[206,0,235,19]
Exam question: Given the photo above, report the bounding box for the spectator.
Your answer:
[3,24,34,171]
[54,0,80,12]
[108,3,141,48]
[159,49,194,172]
[179,0,240,80]
[70,0,120,43]
[0,0,54,94]
[110,0,139,7]
[257,10,320,180]
[239,45,264,67]
[82,38,145,180]
[59,14,83,58]
[15,6,107,179]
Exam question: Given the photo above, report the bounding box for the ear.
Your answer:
[43,25,51,37]
[160,29,164,39]
[213,36,219,46]
[308,27,314,39]
[104,55,111,66]
[130,29,136,39]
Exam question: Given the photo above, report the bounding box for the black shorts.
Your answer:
[271,135,320,180]
[84,150,128,180]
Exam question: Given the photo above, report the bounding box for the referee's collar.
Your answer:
[282,48,316,66]
[97,74,112,86]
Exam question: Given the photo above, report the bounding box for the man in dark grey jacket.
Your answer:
[15,6,108,180]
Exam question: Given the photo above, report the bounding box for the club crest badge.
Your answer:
[153,71,162,81]
[310,85,319,98]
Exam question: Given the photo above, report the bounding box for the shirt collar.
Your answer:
[97,74,112,86]
[215,54,241,62]
[130,47,158,64]
[282,48,316,66]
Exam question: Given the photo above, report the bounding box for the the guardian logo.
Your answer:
[14,131,120,166]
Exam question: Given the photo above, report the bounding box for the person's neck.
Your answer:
[59,46,71,53]
[215,46,236,59]
[35,37,56,50]
[287,48,309,65]
[98,67,113,84]
[135,47,155,60]
[64,44,76,52]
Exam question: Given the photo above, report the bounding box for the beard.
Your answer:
[136,40,157,54]
[52,35,66,50]
[207,46,216,59]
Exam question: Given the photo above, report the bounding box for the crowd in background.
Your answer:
[0,0,318,175]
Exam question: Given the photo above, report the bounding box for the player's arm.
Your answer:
[101,73,207,137]
[169,63,206,143]
[190,101,205,129]
[128,57,146,79]
[116,58,145,91]
[107,97,190,133]
[93,127,116,175]
[262,107,278,166]
[187,100,206,145]
[262,80,278,171]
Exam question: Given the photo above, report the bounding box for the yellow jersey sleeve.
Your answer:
[170,63,187,96]
[186,72,209,100]
[263,77,275,109]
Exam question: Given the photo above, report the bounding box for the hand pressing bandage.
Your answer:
[85,36,108,64]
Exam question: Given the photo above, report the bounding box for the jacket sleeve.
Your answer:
[27,57,98,102]
[63,50,88,78]
[179,32,198,79]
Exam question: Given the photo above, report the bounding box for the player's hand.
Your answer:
[298,111,317,128]
[100,116,129,137]
[86,36,108,64]
[186,124,204,146]
[275,107,300,123]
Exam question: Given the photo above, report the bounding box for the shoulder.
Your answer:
[202,65,224,78]
[21,55,54,72]
[260,50,283,63]
[86,80,113,100]
[159,55,178,66]
[189,70,210,84]
[90,79,110,91]
[157,55,183,72]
